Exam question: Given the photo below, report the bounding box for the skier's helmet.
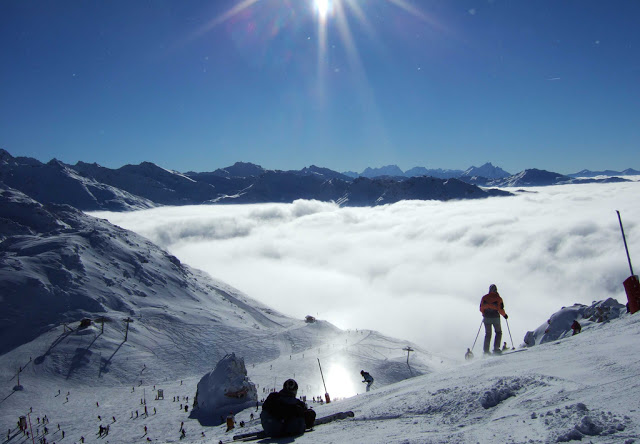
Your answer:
[283,379,298,394]
[360,370,364,375]
[489,284,498,293]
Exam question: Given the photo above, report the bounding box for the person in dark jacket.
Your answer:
[571,320,581,335]
[480,284,508,354]
[360,370,374,392]
[260,379,315,438]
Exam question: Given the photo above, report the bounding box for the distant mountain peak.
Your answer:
[214,162,265,178]
[361,165,405,178]
[568,168,640,178]
[461,162,511,179]
[0,148,14,161]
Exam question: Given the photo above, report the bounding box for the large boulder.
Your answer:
[190,353,257,425]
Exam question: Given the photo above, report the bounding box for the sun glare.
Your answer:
[314,0,332,20]
[326,364,358,398]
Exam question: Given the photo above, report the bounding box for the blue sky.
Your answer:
[1,0,638,174]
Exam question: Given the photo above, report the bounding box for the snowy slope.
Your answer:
[0,184,447,442]
[1,300,639,444]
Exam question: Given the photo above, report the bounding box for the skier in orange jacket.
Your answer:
[480,284,508,355]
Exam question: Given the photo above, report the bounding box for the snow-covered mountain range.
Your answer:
[344,163,507,180]
[345,163,640,181]
[568,168,640,178]
[463,168,631,188]
[2,149,636,212]
[0,150,511,211]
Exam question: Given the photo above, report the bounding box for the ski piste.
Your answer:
[232,411,354,441]
[490,349,528,357]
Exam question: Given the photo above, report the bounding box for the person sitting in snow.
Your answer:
[225,413,235,432]
[480,284,508,354]
[360,370,374,392]
[260,379,315,438]
[571,320,581,335]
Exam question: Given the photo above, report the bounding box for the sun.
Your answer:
[313,0,332,21]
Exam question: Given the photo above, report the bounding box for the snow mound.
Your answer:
[524,298,626,346]
[480,378,521,409]
[538,403,630,442]
[191,353,257,426]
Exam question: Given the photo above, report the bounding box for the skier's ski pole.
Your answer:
[505,318,515,350]
[471,320,483,352]
[317,359,330,403]
[617,210,635,276]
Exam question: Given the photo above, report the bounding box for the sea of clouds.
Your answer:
[91,180,639,359]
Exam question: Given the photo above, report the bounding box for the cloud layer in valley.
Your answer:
[91,181,639,359]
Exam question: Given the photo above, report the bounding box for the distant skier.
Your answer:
[502,342,508,351]
[571,320,582,335]
[480,284,508,354]
[360,370,374,392]
[465,348,474,360]
[260,379,316,438]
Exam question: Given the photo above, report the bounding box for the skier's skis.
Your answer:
[232,411,354,441]
[232,430,266,442]
[313,410,354,426]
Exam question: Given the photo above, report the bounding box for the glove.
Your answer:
[504,314,508,319]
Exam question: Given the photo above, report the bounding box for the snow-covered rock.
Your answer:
[523,298,626,346]
[191,353,257,425]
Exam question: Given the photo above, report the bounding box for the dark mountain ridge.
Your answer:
[0,149,634,212]
[0,150,514,211]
